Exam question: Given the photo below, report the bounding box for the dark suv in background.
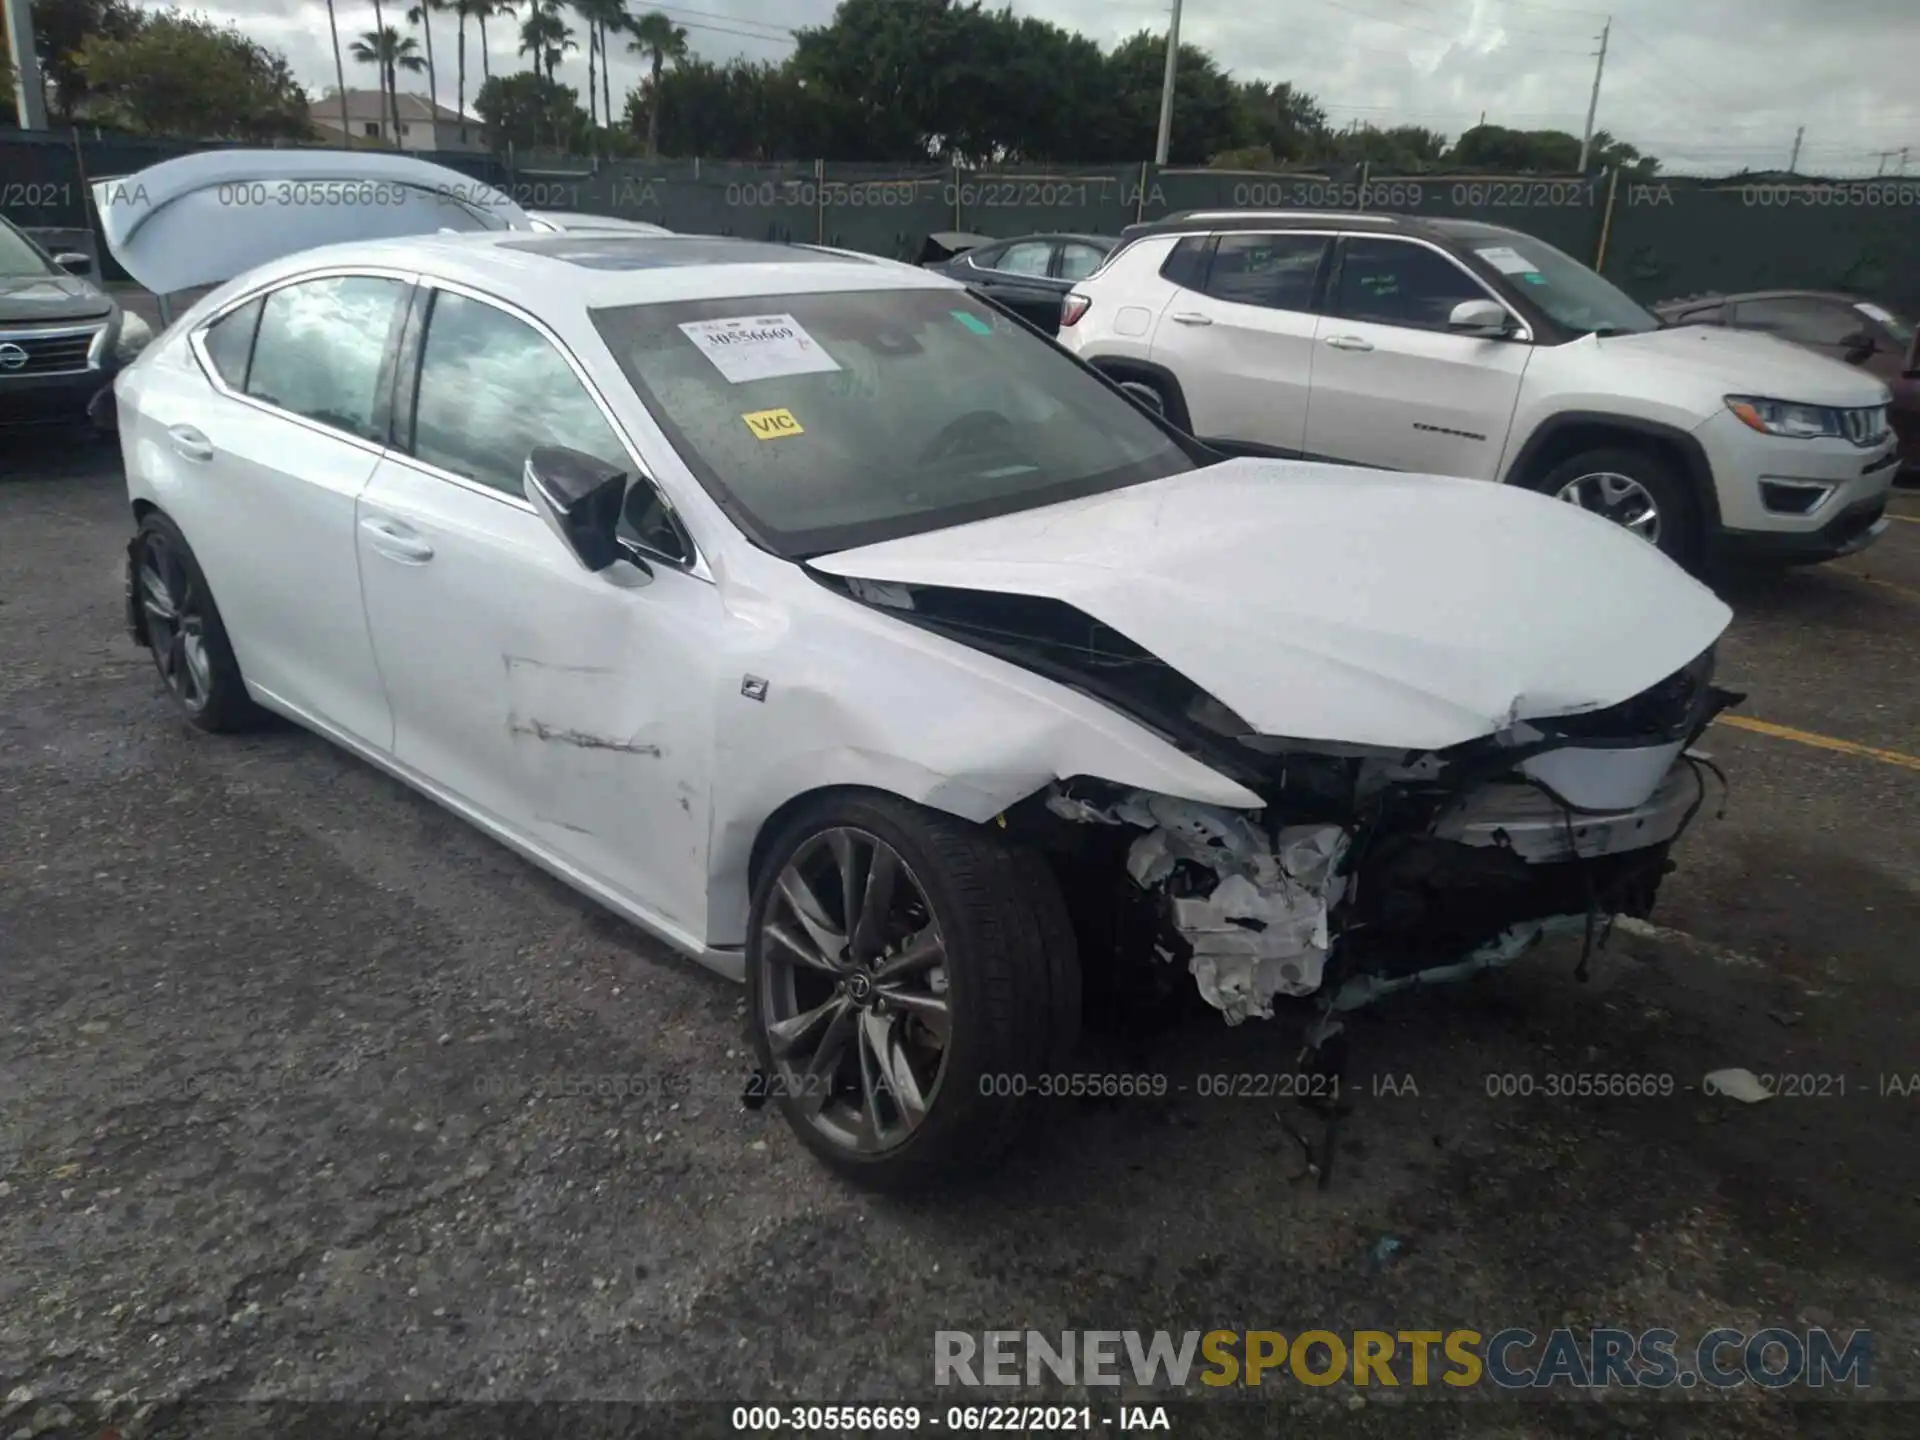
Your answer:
[0,214,151,431]
[1657,289,1919,478]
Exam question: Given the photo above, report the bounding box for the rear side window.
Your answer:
[410,289,626,497]
[1158,236,1210,290]
[993,240,1053,277]
[1730,297,1861,347]
[1331,238,1487,331]
[1057,242,1107,281]
[246,275,407,441]
[1202,234,1328,312]
[201,296,262,388]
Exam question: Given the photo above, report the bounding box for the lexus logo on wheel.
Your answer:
[0,343,27,371]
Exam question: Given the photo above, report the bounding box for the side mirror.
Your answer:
[1117,379,1165,416]
[1839,330,1877,364]
[1447,298,1512,337]
[525,446,647,580]
[54,252,93,276]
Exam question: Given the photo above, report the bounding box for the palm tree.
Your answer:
[449,0,492,127]
[627,10,686,158]
[406,0,444,117]
[351,27,428,144]
[475,0,510,84]
[323,0,351,146]
[368,0,399,140]
[572,0,626,136]
[517,1,575,85]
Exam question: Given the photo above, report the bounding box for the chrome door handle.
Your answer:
[167,424,214,462]
[359,515,434,564]
[1169,312,1213,326]
[1324,334,1374,351]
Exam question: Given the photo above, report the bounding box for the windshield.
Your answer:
[1468,233,1660,336]
[0,220,56,279]
[592,288,1196,557]
[1855,301,1914,347]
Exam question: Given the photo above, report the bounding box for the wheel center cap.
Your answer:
[846,971,874,1003]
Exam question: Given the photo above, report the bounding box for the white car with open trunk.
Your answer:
[96,152,1736,1187]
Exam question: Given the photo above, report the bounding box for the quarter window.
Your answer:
[246,275,407,441]
[1200,234,1327,312]
[1332,238,1490,331]
[201,296,263,388]
[410,289,627,498]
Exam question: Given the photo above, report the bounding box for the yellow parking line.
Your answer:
[1888,513,1920,525]
[1714,715,1920,772]
[1854,575,1920,602]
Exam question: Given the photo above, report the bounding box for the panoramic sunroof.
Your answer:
[498,236,865,270]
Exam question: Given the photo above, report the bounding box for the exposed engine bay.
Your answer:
[828,576,1740,1024]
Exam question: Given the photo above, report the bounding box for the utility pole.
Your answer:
[3,0,49,130]
[1787,126,1803,174]
[1900,147,1911,176]
[1153,0,1183,166]
[1576,16,1611,173]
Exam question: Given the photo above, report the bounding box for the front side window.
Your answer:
[591,288,1196,557]
[246,275,407,441]
[411,289,627,497]
[1332,238,1488,331]
[1733,297,1866,348]
[1202,234,1328,313]
[993,241,1053,277]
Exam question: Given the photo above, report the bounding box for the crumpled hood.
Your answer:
[0,272,112,323]
[812,460,1733,753]
[1602,325,1890,406]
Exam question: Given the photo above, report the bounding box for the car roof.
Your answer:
[226,229,958,308]
[1117,209,1525,246]
[528,210,671,233]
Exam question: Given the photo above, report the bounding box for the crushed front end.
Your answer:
[1014,646,1739,1025]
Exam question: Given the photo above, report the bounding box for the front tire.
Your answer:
[132,511,263,733]
[1531,445,1697,565]
[745,792,1081,1190]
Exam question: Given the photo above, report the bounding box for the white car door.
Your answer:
[353,282,725,941]
[134,271,408,746]
[1146,231,1329,454]
[1304,236,1531,478]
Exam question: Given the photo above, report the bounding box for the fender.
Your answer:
[1501,410,1724,533]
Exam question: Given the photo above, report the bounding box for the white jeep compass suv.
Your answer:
[1055,210,1899,569]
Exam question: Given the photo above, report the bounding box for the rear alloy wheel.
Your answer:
[746,794,1080,1189]
[1535,445,1695,565]
[133,513,262,733]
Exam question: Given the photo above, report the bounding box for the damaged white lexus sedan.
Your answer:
[99,153,1737,1188]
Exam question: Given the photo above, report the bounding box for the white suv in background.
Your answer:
[1056,211,1900,569]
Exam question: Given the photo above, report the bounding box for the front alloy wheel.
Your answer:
[758,828,951,1154]
[745,793,1081,1189]
[1534,445,1695,566]
[1555,469,1662,545]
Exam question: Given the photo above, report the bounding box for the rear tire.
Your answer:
[132,511,264,734]
[1530,445,1697,566]
[745,792,1081,1190]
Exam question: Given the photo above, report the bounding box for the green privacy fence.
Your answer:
[5,131,1918,312]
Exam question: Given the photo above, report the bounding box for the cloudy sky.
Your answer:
[211,0,1916,175]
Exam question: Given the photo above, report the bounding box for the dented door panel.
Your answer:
[355,457,724,937]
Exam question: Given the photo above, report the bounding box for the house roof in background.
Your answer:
[315,89,474,125]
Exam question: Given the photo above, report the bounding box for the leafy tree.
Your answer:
[474,68,584,154]
[1102,30,1249,165]
[30,0,141,125]
[77,11,310,139]
[1446,123,1653,175]
[350,26,427,143]
[627,10,687,158]
[1234,78,1329,162]
[517,0,574,84]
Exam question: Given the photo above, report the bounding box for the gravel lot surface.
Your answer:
[3,400,1918,1438]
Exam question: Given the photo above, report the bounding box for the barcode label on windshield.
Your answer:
[679,313,843,384]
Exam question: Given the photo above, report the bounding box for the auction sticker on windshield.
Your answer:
[679,314,842,384]
[1476,246,1539,276]
[742,407,804,440]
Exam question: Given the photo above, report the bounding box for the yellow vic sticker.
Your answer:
[743,407,804,440]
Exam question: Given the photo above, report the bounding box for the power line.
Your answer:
[1306,0,1591,54]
